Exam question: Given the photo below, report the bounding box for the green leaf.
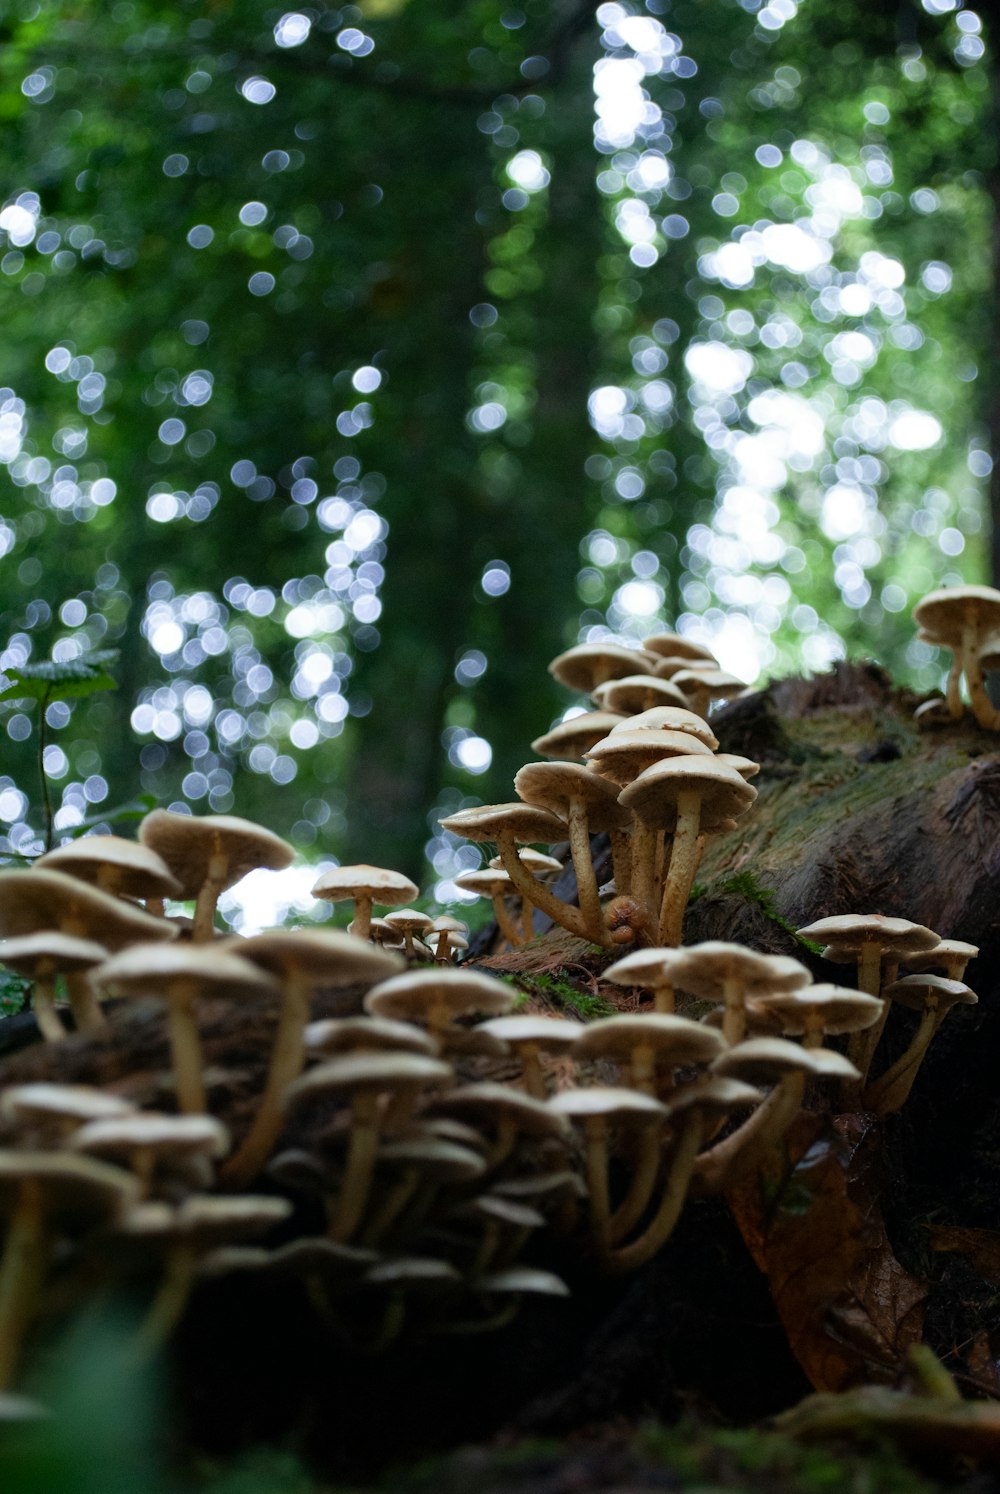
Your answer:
[0,651,119,705]
[62,794,158,839]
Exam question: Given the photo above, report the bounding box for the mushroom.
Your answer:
[531,710,628,761]
[363,967,514,1045]
[513,762,632,945]
[670,668,748,719]
[139,810,295,942]
[454,868,524,948]
[547,1086,668,1254]
[752,984,883,1050]
[603,945,692,1014]
[618,760,757,945]
[912,584,1000,728]
[862,974,978,1114]
[0,932,107,1043]
[68,1113,230,1198]
[477,1015,585,1099]
[548,642,656,694]
[36,835,181,909]
[642,633,718,664]
[383,909,434,958]
[93,943,279,1114]
[592,675,689,714]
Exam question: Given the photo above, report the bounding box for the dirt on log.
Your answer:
[3,662,1000,1480]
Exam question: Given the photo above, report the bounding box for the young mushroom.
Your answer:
[862,974,978,1115]
[0,932,108,1043]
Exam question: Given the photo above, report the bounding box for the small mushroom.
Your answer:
[140,810,295,942]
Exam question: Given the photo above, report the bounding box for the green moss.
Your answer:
[703,869,824,954]
[497,970,616,1021]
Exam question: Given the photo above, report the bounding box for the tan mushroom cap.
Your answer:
[36,835,182,901]
[548,1085,668,1124]
[93,941,279,1001]
[610,706,718,748]
[363,967,514,1024]
[753,984,883,1037]
[913,584,1000,643]
[284,1051,453,1115]
[531,710,628,761]
[584,728,714,786]
[310,863,418,908]
[672,667,747,699]
[642,633,718,662]
[603,946,690,990]
[0,1083,135,1128]
[798,914,940,960]
[427,1083,568,1136]
[223,928,405,986]
[671,943,811,1001]
[139,810,295,899]
[69,1112,230,1162]
[667,1077,762,1116]
[573,1013,725,1067]
[363,1256,462,1290]
[305,1015,438,1057]
[438,802,568,845]
[548,642,656,693]
[513,761,632,832]
[0,931,107,976]
[901,939,979,976]
[0,869,178,948]
[880,973,978,1014]
[118,1195,292,1248]
[384,909,434,935]
[479,1015,585,1049]
[712,1038,860,1085]
[592,675,689,713]
[799,984,884,1034]
[491,849,563,878]
[619,756,757,832]
[714,753,761,780]
[377,1137,486,1183]
[454,868,514,899]
[0,1151,139,1231]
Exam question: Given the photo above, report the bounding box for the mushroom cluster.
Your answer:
[912,583,1000,730]
[0,616,983,1398]
[441,634,756,949]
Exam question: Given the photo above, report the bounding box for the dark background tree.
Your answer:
[0,0,993,891]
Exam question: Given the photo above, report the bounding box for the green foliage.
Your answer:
[705,870,825,954]
[0,651,118,705]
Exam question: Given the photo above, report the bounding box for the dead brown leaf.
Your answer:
[726,1111,927,1392]
[930,1225,1000,1286]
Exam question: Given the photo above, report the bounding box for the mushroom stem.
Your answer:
[603,1111,704,1273]
[695,1074,804,1194]
[134,1244,197,1358]
[944,653,964,720]
[352,894,374,942]
[192,852,230,942]
[518,1044,547,1101]
[0,1184,48,1392]
[583,1118,611,1250]
[330,1091,381,1241]
[862,1006,940,1115]
[221,978,311,1187]
[721,976,748,1046]
[567,798,609,946]
[963,619,1000,729]
[167,983,208,1115]
[658,789,703,946]
[630,821,660,930]
[610,829,632,897]
[362,1168,423,1246]
[65,971,106,1035]
[521,899,535,942]
[495,834,592,942]
[491,892,524,949]
[607,1127,662,1245]
[31,972,66,1044]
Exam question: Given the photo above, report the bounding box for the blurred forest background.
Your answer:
[0,0,993,902]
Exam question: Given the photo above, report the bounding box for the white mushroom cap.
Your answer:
[310,864,418,909]
[36,836,182,901]
[531,710,628,761]
[139,810,295,899]
[363,968,514,1024]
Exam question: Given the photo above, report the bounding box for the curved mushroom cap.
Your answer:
[572,1013,724,1067]
[0,1151,139,1231]
[901,939,979,976]
[427,1083,568,1137]
[610,706,718,749]
[548,642,655,693]
[753,984,883,1037]
[0,1083,136,1129]
[474,1267,571,1297]
[513,761,632,833]
[0,869,178,948]
[672,668,747,702]
[310,863,418,909]
[36,836,182,901]
[797,914,940,961]
[120,1195,292,1249]
[619,757,757,832]
[491,849,563,878]
[454,868,515,900]
[139,810,295,899]
[668,1077,763,1116]
[0,931,107,977]
[69,1112,230,1161]
[384,909,434,937]
[377,1137,486,1183]
[363,1256,462,1291]
[880,973,978,1014]
[93,942,280,1000]
[712,1038,860,1085]
[478,1015,585,1049]
[642,633,718,663]
[438,802,568,846]
[284,1052,453,1114]
[363,967,514,1024]
[913,585,1000,643]
[714,753,761,780]
[548,1085,668,1124]
[603,946,690,990]
[224,928,405,986]
[592,675,689,714]
[305,1015,438,1057]
[914,698,955,730]
[531,710,628,761]
[670,943,812,1001]
[585,729,714,788]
